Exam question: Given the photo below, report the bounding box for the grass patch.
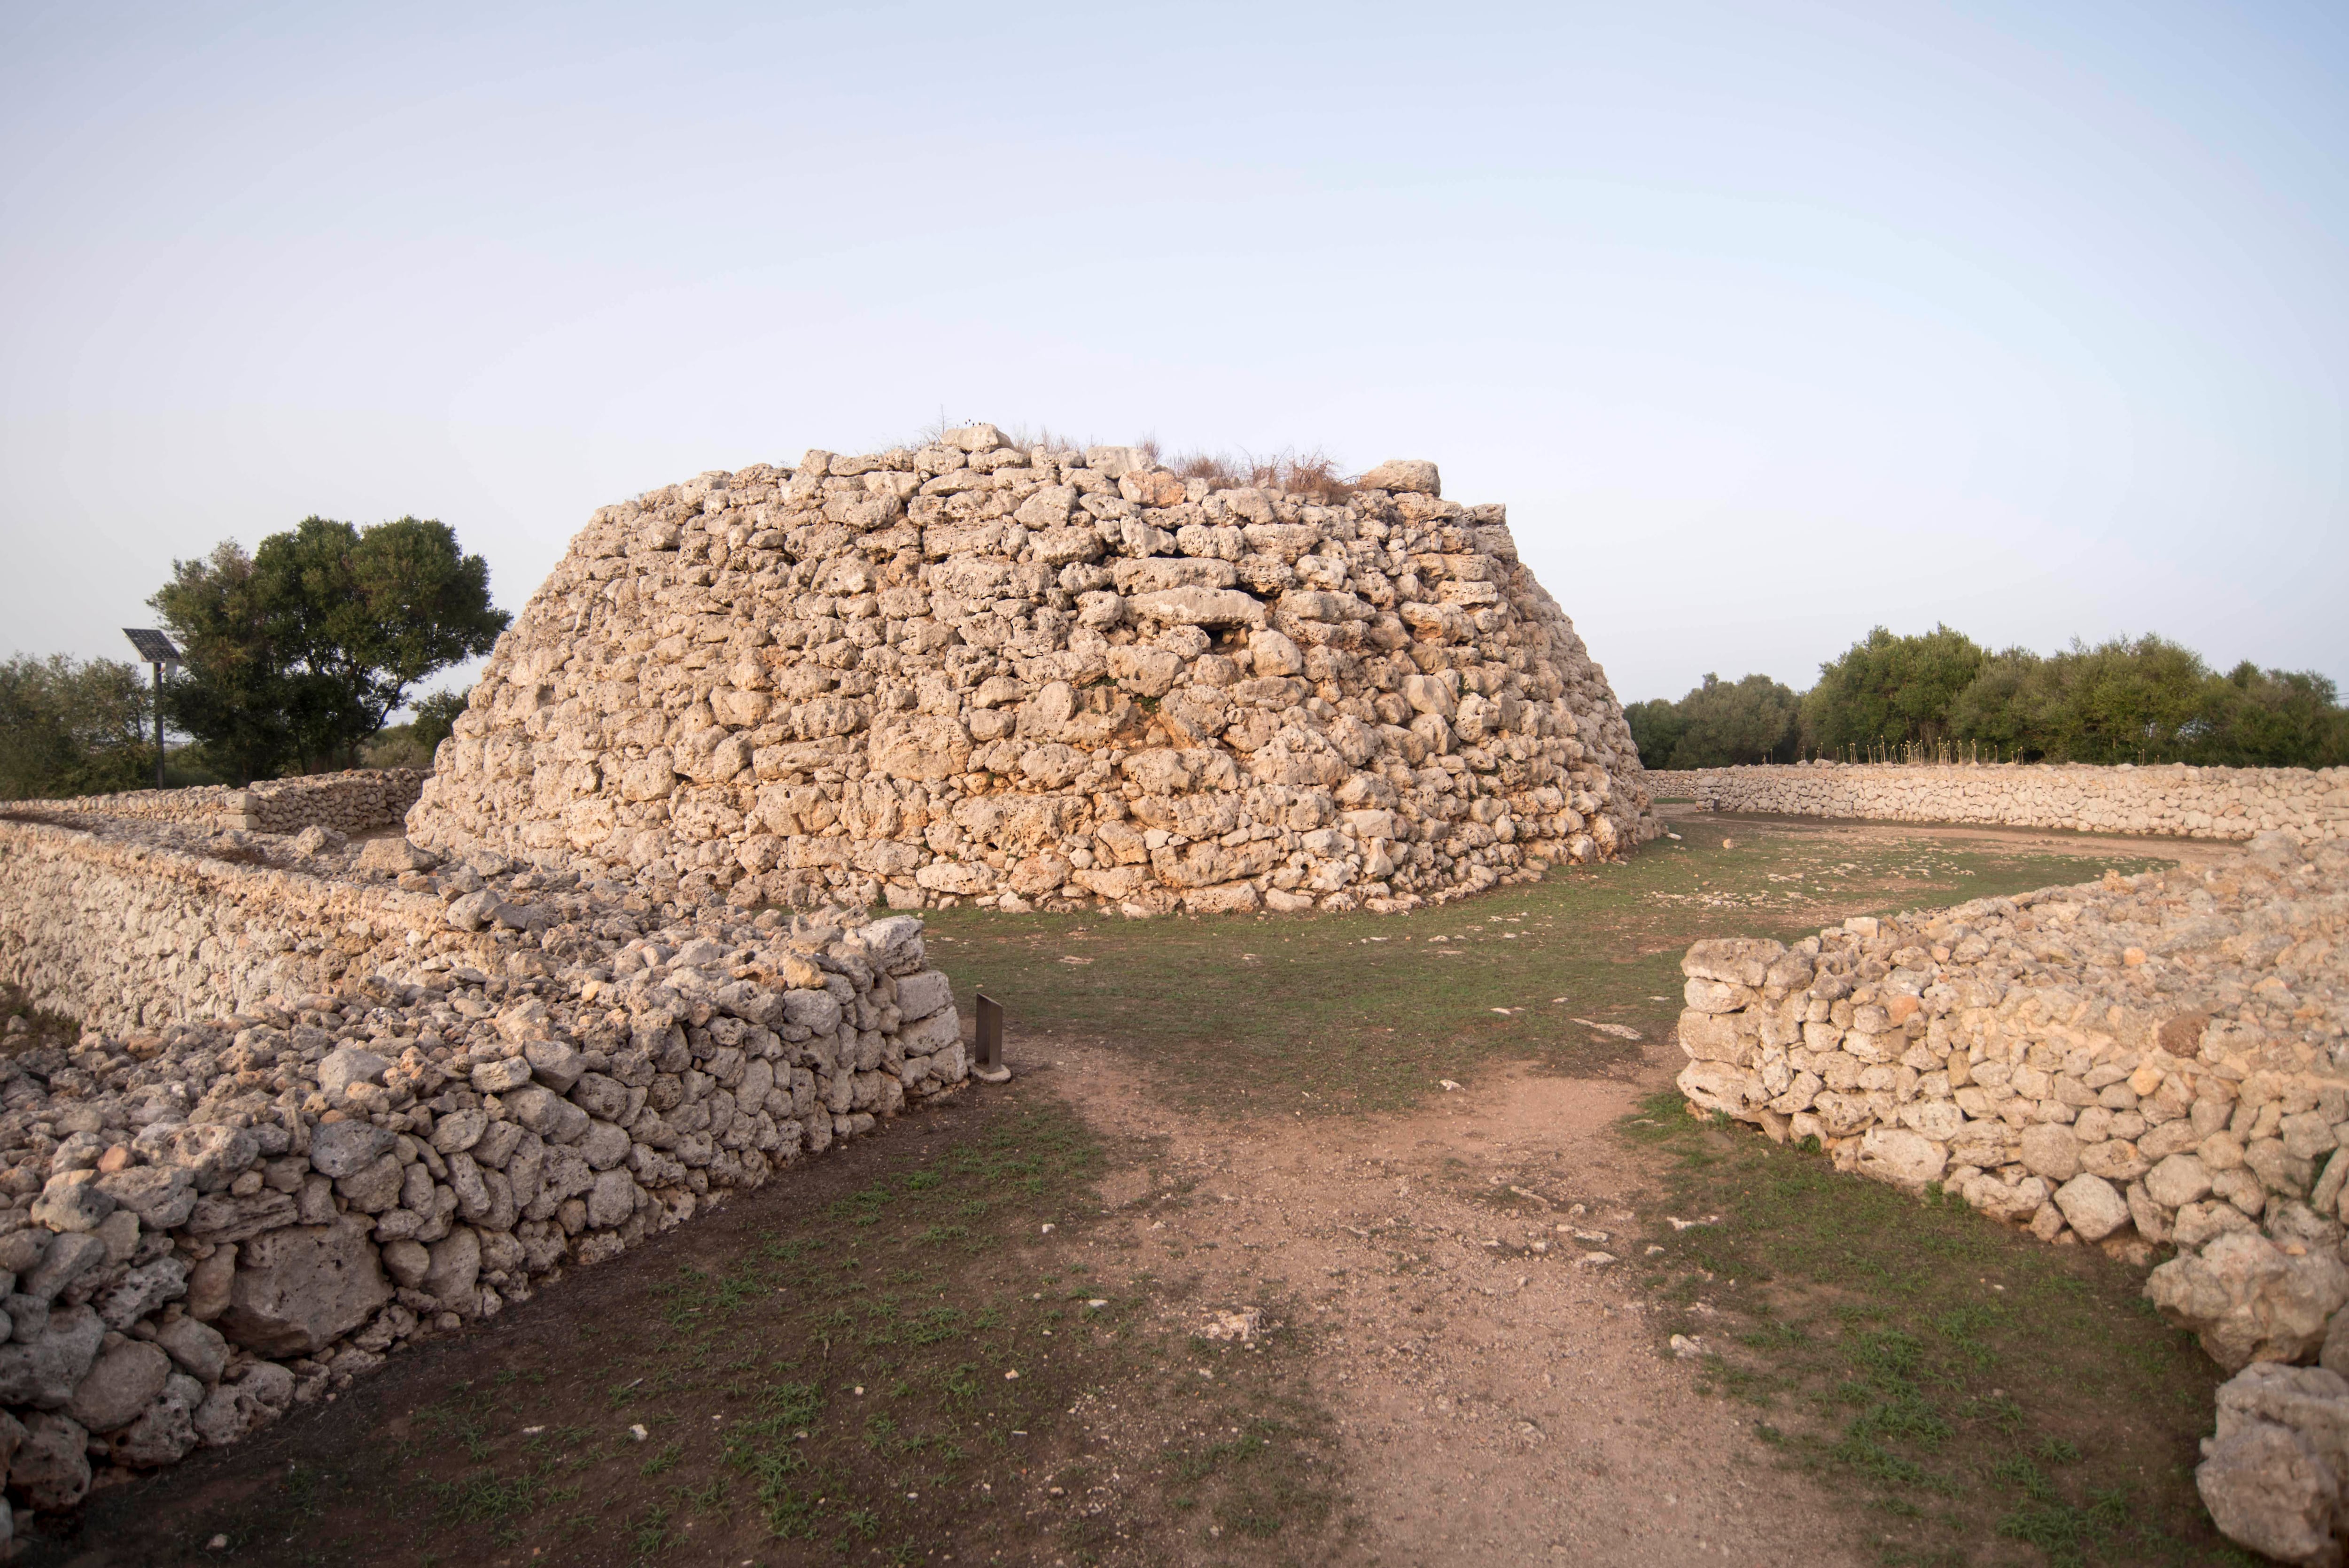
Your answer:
[1623,1091,2253,1566]
[67,1090,1354,1567]
[926,820,2173,1116]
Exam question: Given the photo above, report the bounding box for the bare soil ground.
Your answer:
[16,809,2256,1567]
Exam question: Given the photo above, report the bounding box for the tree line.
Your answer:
[1627,626,2349,771]
[2,516,503,799]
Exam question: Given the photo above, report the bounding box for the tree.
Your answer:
[1673,673,1802,766]
[408,690,470,756]
[1631,675,1800,768]
[1801,625,1987,755]
[249,516,509,764]
[1625,698,1687,770]
[152,518,508,781]
[150,541,309,784]
[0,655,155,799]
[1637,625,2346,769]
[2208,665,2349,767]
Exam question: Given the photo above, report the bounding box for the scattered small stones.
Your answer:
[1202,1308,1262,1343]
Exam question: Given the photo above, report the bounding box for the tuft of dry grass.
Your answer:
[1160,444,1358,503]
[901,419,1358,501]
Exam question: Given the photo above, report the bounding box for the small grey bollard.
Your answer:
[972,993,1010,1084]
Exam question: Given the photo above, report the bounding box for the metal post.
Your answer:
[122,631,180,790]
[972,993,1010,1083]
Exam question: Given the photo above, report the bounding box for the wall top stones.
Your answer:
[407,426,1661,916]
[1661,761,2349,843]
[13,769,426,838]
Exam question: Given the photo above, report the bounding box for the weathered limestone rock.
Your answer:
[355,836,439,874]
[9,1413,91,1510]
[215,1217,392,1357]
[191,1364,295,1449]
[106,1383,200,1468]
[29,1172,113,1233]
[152,1317,227,1384]
[94,1166,196,1229]
[0,1306,102,1410]
[1855,1127,1946,1192]
[65,1341,171,1434]
[2198,1362,2349,1566]
[2053,1174,2131,1241]
[2149,1232,2349,1372]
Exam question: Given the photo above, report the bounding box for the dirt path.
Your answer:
[1025,1033,1863,1567]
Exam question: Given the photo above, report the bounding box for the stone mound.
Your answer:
[410,426,1658,913]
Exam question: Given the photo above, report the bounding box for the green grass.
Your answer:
[100,1094,1354,1567]
[1621,1091,2258,1567]
[924,819,2174,1115]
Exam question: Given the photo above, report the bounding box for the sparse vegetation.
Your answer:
[1622,1090,2255,1565]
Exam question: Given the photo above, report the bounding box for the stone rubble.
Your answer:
[0,806,965,1526]
[407,427,1658,915]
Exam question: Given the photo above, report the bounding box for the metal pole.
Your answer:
[153,661,165,789]
[972,993,1010,1083]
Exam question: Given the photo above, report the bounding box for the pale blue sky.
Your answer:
[3,0,2343,710]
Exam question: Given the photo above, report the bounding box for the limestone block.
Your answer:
[216,1216,392,1357]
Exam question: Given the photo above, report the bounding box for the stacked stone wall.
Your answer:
[1662,761,2349,842]
[1677,830,2349,1360]
[407,431,1658,916]
[0,808,964,1530]
[14,769,427,838]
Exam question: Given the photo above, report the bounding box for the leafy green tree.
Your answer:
[150,542,310,784]
[0,655,155,799]
[1632,674,1801,768]
[250,516,508,764]
[1625,698,1687,769]
[1801,625,1988,755]
[2028,635,2221,763]
[408,690,470,755]
[2202,664,2349,767]
[1674,673,1802,766]
[153,519,508,781]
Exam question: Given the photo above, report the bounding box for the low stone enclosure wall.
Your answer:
[1655,761,2349,843]
[12,768,428,838]
[1676,828,2349,1560]
[0,805,966,1532]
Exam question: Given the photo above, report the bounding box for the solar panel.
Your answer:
[123,628,181,666]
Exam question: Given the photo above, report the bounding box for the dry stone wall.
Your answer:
[1671,761,2349,843]
[1674,831,2349,1563]
[0,806,964,1533]
[408,429,1657,915]
[16,769,427,838]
